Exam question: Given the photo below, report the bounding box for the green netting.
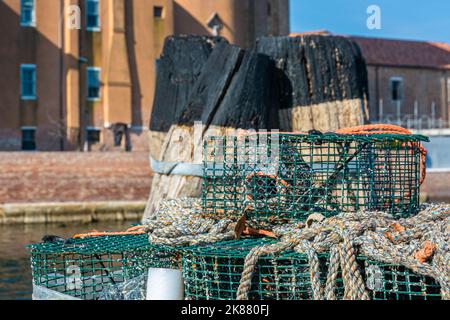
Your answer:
[28,234,180,300]
[181,238,442,300]
[362,259,441,300]
[29,234,442,300]
[203,133,428,224]
[182,238,344,300]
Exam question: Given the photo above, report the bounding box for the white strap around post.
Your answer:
[150,157,203,177]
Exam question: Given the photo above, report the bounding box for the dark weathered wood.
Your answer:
[150,35,227,132]
[178,42,279,130]
[144,43,279,219]
[256,35,369,131]
[148,35,227,158]
[206,49,279,130]
[144,35,370,219]
[177,42,246,127]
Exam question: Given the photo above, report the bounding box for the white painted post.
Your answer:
[146,268,184,300]
[414,100,419,130]
[379,99,383,122]
[396,100,401,126]
[431,101,436,129]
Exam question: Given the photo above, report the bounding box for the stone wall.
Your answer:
[0,129,21,151]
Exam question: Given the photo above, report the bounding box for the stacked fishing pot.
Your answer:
[183,125,447,300]
[28,126,445,300]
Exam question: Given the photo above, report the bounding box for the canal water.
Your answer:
[0,220,137,300]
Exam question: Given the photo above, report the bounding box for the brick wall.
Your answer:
[0,129,21,151]
[0,152,152,204]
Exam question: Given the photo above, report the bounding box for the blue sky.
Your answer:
[290,0,450,43]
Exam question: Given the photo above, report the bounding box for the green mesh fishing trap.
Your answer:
[182,238,442,300]
[362,259,441,300]
[28,234,179,300]
[182,237,344,300]
[202,132,428,225]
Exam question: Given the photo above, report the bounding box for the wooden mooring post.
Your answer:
[143,35,369,220]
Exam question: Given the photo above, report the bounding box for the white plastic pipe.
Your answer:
[146,268,184,300]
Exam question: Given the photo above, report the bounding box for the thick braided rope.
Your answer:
[324,246,340,300]
[339,235,370,300]
[294,240,324,300]
[338,244,352,299]
[142,198,236,246]
[305,243,323,300]
[237,203,449,300]
[236,241,293,300]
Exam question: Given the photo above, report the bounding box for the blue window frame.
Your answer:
[21,64,36,100]
[86,0,100,31]
[21,0,36,27]
[87,67,101,100]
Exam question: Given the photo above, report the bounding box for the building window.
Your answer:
[86,0,100,31]
[390,77,403,101]
[20,0,36,27]
[21,64,36,100]
[87,67,101,100]
[21,127,36,151]
[86,127,101,144]
[154,6,164,19]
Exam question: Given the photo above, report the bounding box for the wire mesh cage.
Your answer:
[362,259,441,300]
[202,132,428,225]
[28,234,179,300]
[182,238,442,300]
[182,238,344,300]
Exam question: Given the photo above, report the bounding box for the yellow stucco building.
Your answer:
[0,0,289,151]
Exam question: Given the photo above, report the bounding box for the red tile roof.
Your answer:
[290,31,450,70]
